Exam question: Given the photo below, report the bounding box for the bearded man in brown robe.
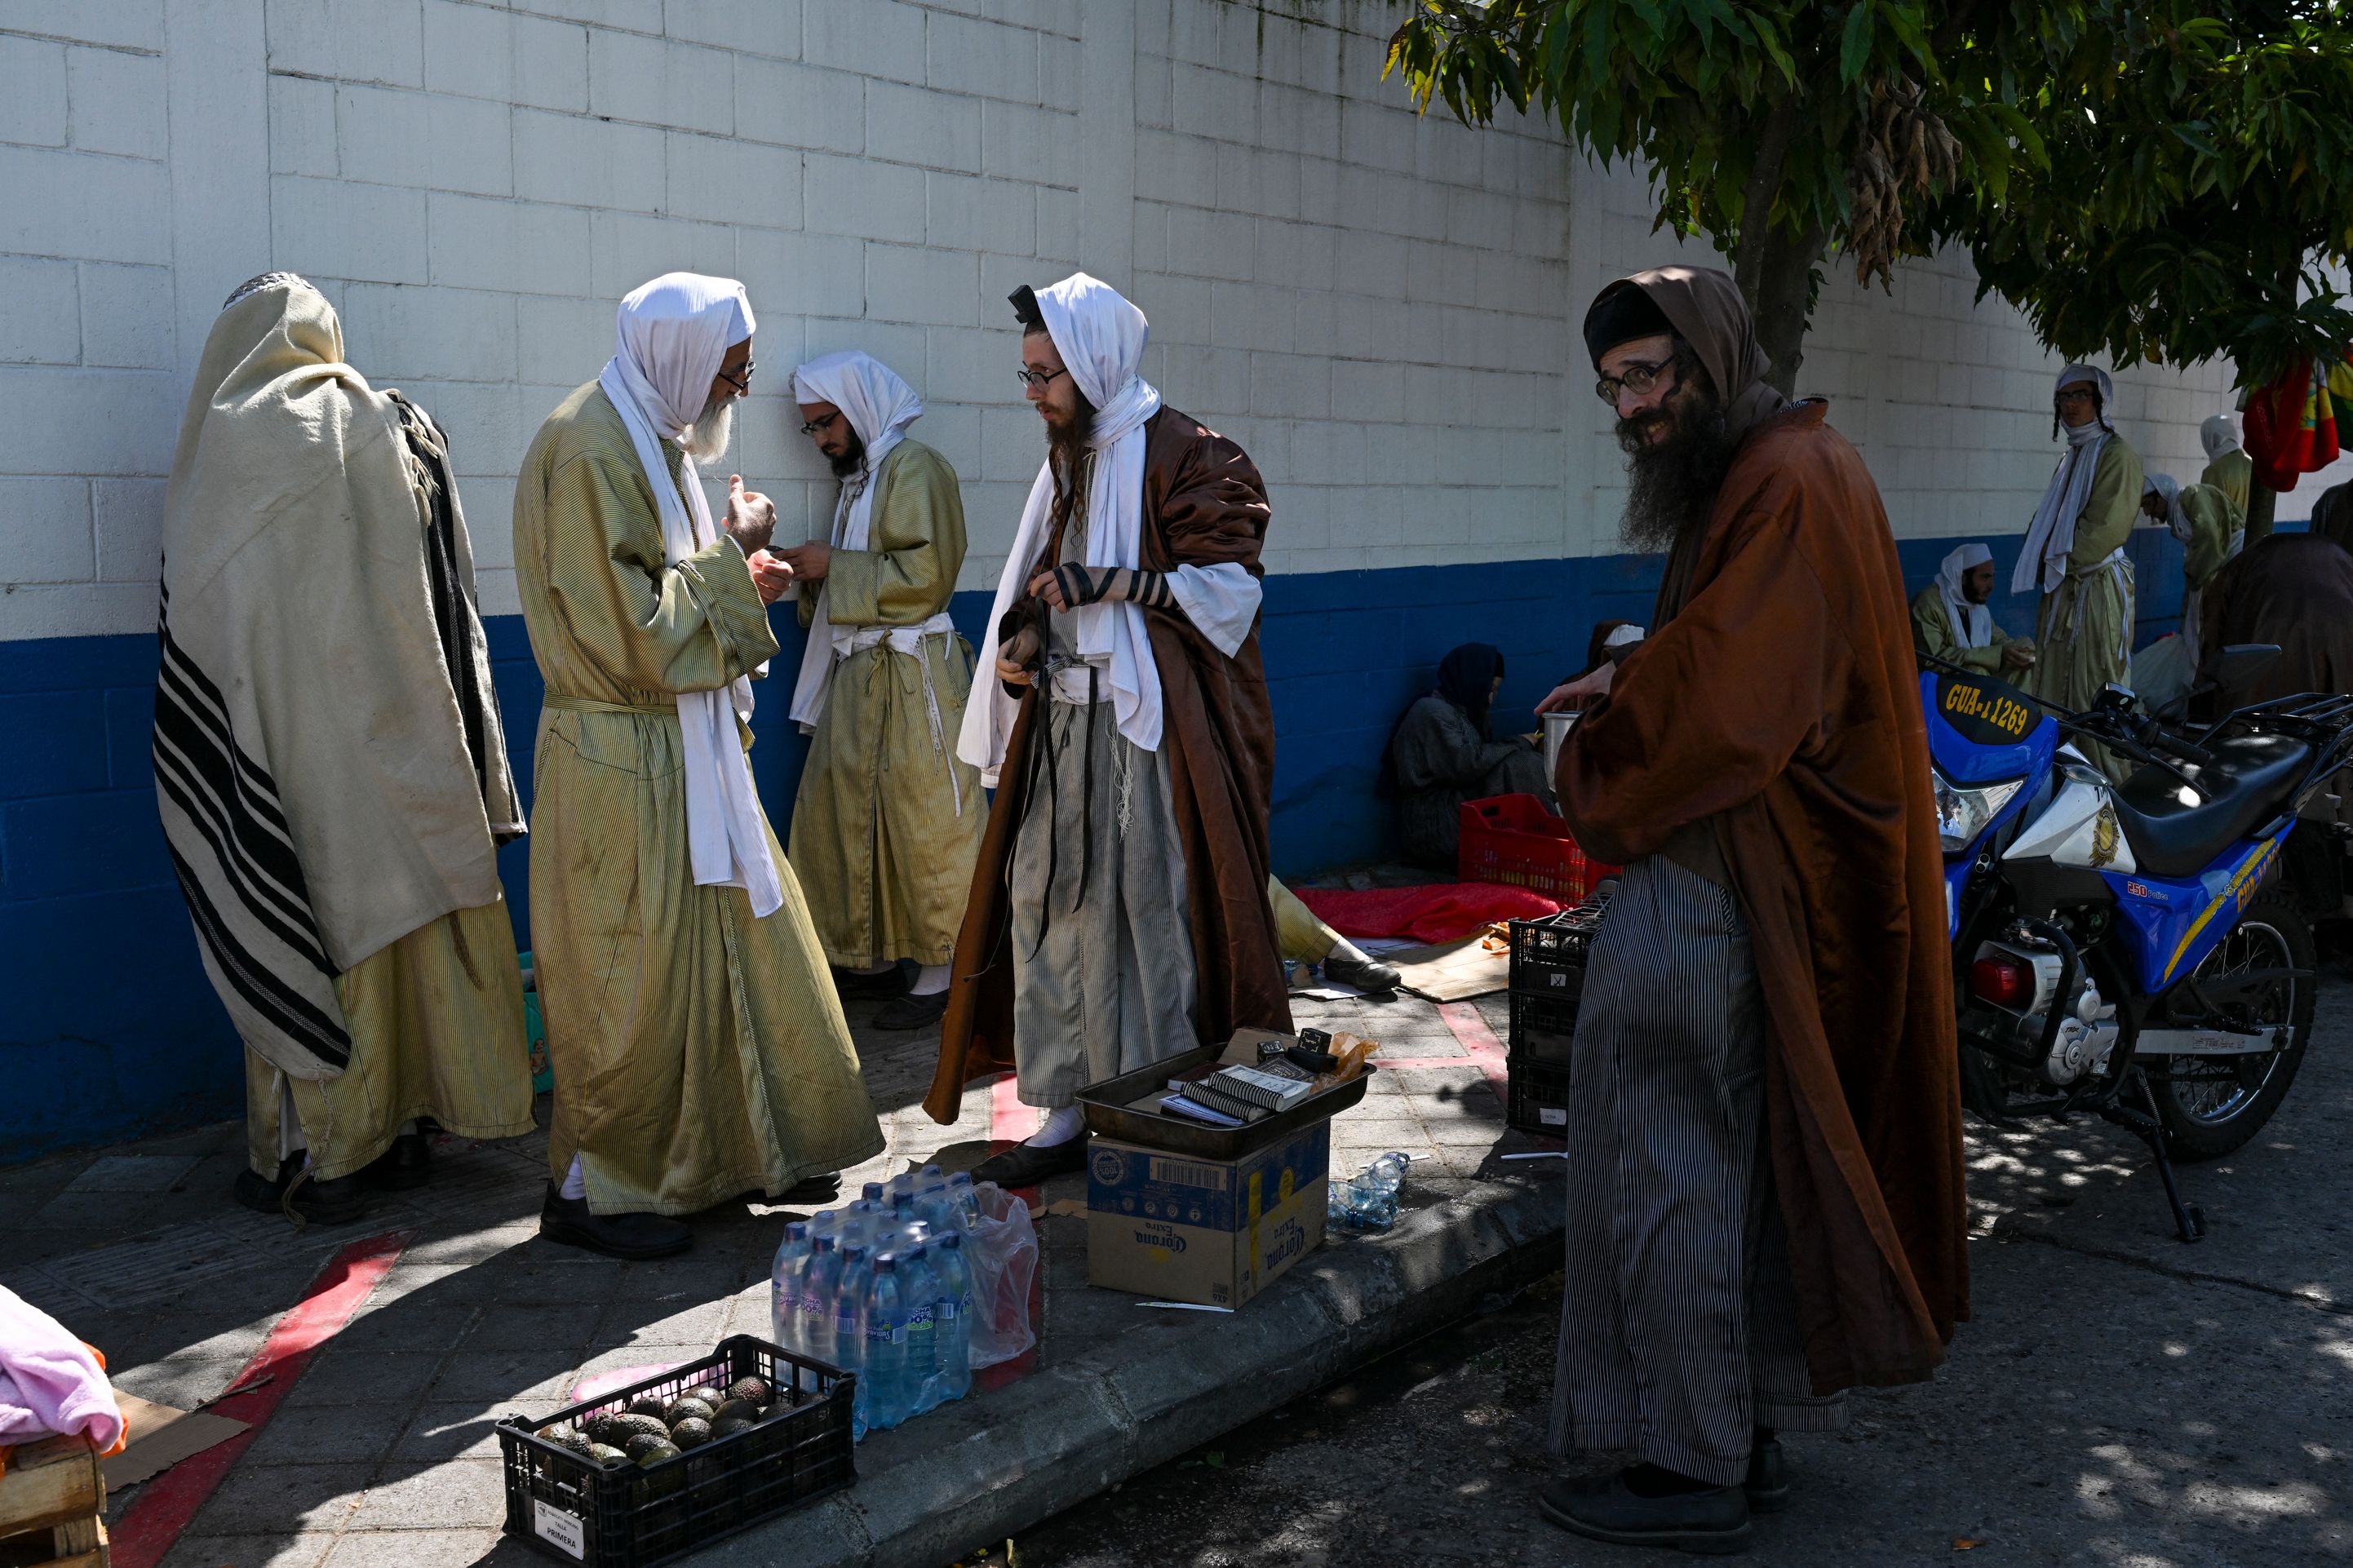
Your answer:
[927,272,1289,1183]
[1528,267,1967,1552]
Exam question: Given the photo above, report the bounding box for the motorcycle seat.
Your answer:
[2110,733,2312,878]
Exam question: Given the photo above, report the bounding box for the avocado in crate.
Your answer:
[499,1337,851,1568]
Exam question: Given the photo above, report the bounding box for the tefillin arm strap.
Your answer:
[1047,564,1176,611]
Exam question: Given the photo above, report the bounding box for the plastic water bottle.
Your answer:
[863,1255,911,1430]
[946,1172,980,1231]
[770,1220,810,1353]
[915,1180,955,1237]
[862,1180,886,1206]
[833,1242,869,1437]
[931,1232,973,1403]
[800,1234,842,1368]
[901,1245,941,1415]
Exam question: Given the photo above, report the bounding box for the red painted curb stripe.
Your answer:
[112,1229,414,1568]
[977,1072,1043,1391]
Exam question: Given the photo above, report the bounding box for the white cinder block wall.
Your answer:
[0,0,2293,644]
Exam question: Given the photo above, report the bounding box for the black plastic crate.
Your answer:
[1507,1052,1574,1136]
[1508,897,1609,999]
[1509,990,1579,1055]
[498,1335,853,1568]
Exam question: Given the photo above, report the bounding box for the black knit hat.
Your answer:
[1582,281,1674,367]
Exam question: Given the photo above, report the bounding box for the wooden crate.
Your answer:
[0,1435,108,1568]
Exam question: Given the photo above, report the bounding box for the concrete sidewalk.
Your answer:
[0,986,1568,1568]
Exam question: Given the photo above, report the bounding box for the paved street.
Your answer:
[1010,982,2353,1568]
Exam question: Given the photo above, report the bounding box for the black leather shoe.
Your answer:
[1321,948,1402,994]
[1744,1440,1788,1514]
[970,1135,1089,1189]
[778,1173,842,1206]
[361,1131,432,1190]
[233,1157,370,1226]
[871,990,951,1031]
[538,1185,692,1260]
[1538,1472,1752,1555]
[831,965,907,999]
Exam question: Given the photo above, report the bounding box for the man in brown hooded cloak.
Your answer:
[1528,266,1967,1552]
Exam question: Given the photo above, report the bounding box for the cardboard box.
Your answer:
[1085,1121,1329,1309]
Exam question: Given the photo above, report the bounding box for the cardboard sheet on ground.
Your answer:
[1385,935,1511,1002]
[102,1393,247,1491]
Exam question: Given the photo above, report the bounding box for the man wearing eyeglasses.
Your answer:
[513,274,884,1260]
[778,351,985,1032]
[1527,267,1965,1552]
[920,272,1290,1184]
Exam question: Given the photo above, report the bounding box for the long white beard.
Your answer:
[680,397,734,464]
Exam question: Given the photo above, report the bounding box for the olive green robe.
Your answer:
[2200,447,2253,516]
[2027,436,2142,773]
[514,383,884,1215]
[1908,585,2023,677]
[787,440,986,969]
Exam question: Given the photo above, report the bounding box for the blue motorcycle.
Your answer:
[1925,649,2353,1241]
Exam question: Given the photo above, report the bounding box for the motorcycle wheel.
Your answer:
[2148,897,2316,1161]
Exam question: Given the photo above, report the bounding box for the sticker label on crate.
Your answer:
[533,1500,587,1561]
[1541,1108,1567,1126]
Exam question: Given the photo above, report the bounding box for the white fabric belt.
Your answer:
[1048,659,1115,706]
[837,611,965,818]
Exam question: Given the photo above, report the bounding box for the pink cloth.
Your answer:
[0,1287,123,1450]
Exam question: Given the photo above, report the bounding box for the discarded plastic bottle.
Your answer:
[864,1255,911,1430]
[931,1231,973,1403]
[770,1220,810,1353]
[1327,1151,1411,1231]
[901,1244,940,1415]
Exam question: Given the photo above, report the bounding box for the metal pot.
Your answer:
[1541,709,1580,779]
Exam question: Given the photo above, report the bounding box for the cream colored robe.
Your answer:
[2027,436,2143,774]
[787,440,986,968]
[514,383,884,1215]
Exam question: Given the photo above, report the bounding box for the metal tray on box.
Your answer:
[1075,1041,1376,1159]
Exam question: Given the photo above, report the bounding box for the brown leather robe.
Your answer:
[924,407,1291,1123]
[1554,400,1969,1393]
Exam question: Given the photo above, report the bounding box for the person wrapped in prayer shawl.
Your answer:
[1909,543,2036,676]
[927,273,1290,1185]
[1387,643,1553,870]
[157,273,533,1228]
[2013,363,2143,774]
[2140,471,2243,672]
[1527,267,1965,1553]
[515,272,883,1260]
[778,351,985,1033]
[2200,411,2253,515]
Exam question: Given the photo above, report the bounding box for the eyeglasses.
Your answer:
[799,410,843,437]
[2055,387,2097,405]
[718,360,756,395]
[1594,357,1675,405]
[1015,365,1069,389]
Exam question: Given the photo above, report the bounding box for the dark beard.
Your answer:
[1046,398,1098,541]
[828,425,866,479]
[1616,386,1738,554]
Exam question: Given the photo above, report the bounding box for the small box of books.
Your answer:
[1083,1120,1329,1309]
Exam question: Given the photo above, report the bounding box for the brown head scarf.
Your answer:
[1584,265,1787,446]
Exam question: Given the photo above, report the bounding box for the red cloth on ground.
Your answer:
[1293,882,1562,944]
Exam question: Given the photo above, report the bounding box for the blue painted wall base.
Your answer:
[0,527,2200,1161]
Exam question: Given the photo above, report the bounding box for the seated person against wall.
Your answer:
[1387,643,1553,870]
[1911,543,2036,676]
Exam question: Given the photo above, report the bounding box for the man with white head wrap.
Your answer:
[2013,363,2143,773]
[515,273,883,1259]
[1909,543,2035,675]
[778,350,984,1032]
[924,273,1290,1184]
[2199,412,2253,515]
[2138,471,2244,671]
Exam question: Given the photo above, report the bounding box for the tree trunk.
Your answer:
[2245,482,2277,544]
[1746,222,1828,398]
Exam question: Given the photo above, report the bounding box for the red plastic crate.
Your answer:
[1457,794,1619,906]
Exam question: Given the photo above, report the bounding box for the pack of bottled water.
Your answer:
[1326,1150,1411,1231]
[769,1165,982,1439]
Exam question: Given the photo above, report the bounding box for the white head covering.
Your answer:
[2200,413,2241,463]
[2143,471,2188,542]
[2013,363,2118,596]
[1602,623,1646,651]
[1936,543,1996,649]
[595,272,782,919]
[786,351,925,726]
[958,272,1165,778]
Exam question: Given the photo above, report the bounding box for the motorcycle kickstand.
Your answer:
[2103,1071,2206,1244]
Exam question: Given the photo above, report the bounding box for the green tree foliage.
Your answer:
[1385,1,2063,392]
